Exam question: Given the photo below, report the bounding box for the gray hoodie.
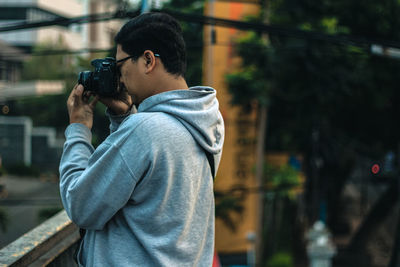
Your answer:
[59,86,224,267]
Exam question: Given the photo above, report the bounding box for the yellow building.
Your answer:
[203,1,261,265]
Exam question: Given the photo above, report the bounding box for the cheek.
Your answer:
[120,68,130,84]
[121,68,128,79]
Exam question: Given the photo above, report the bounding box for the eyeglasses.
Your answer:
[116,54,160,75]
[116,53,160,64]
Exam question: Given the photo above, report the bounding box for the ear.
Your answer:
[143,50,157,74]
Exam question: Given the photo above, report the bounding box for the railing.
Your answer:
[0,210,79,267]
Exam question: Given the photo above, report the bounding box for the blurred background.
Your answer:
[0,0,400,267]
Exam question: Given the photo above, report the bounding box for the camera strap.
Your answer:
[205,149,215,180]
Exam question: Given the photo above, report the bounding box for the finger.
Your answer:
[75,84,84,96]
[68,84,78,98]
[82,91,91,102]
[72,85,84,106]
[67,84,79,106]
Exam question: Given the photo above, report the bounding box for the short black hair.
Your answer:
[114,12,187,77]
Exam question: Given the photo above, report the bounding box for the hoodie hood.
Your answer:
[137,86,224,156]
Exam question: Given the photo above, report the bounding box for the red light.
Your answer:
[372,164,380,174]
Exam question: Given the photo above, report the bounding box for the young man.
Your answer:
[59,12,224,266]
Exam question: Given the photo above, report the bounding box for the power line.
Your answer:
[28,48,113,56]
[159,9,400,49]
[0,7,400,51]
[0,10,137,33]
[5,43,370,58]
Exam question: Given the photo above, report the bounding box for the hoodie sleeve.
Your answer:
[59,123,138,230]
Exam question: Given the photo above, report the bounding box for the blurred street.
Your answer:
[0,175,62,248]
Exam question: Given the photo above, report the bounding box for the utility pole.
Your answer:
[254,0,269,265]
[141,0,150,13]
[206,0,215,86]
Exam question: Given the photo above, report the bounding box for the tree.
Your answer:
[214,190,245,232]
[7,42,111,148]
[163,0,204,86]
[226,0,400,265]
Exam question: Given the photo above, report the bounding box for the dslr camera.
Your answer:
[78,57,119,96]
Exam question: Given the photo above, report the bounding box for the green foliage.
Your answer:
[8,93,70,134]
[265,252,293,267]
[226,67,269,107]
[21,42,75,81]
[8,42,76,134]
[214,190,244,232]
[7,42,111,147]
[264,1,400,157]
[226,0,400,157]
[163,0,204,86]
[228,0,400,247]
[226,31,271,107]
[264,164,300,189]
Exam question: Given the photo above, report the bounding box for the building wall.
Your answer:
[36,26,83,50]
[0,0,82,16]
[87,0,121,51]
[0,60,21,84]
[0,0,119,52]
[0,116,64,171]
[0,0,120,99]
[0,116,32,166]
[0,26,36,48]
[31,127,64,171]
[0,0,84,46]
[36,0,84,18]
[203,0,261,258]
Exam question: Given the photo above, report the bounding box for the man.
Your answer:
[59,12,224,266]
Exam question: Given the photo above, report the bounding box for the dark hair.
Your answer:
[114,12,187,77]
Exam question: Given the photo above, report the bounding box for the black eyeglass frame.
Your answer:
[116,53,160,64]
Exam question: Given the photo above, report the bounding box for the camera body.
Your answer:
[78,57,119,96]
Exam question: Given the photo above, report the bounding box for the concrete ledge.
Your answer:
[0,210,79,267]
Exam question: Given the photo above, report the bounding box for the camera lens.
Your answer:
[78,71,93,92]
[77,57,118,96]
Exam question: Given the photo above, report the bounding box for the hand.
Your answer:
[99,88,133,115]
[67,84,98,129]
